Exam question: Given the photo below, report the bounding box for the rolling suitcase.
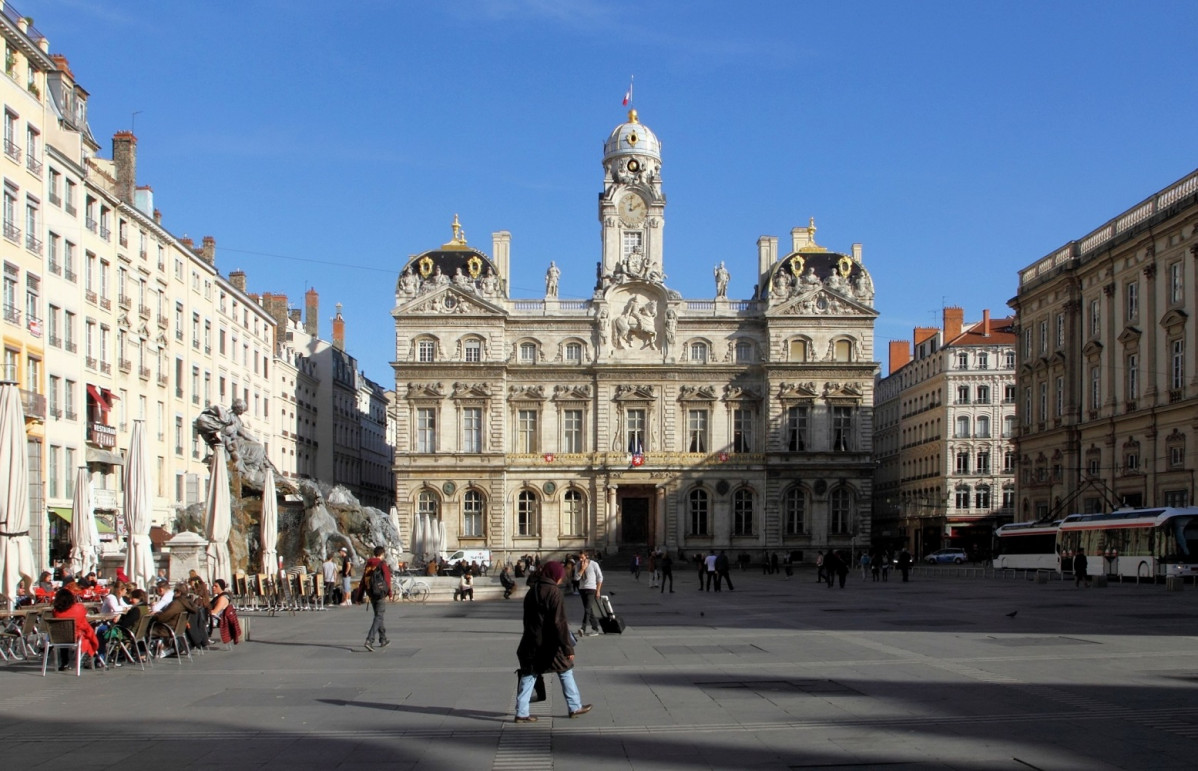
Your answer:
[598,594,626,634]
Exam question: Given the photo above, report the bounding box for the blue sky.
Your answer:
[24,0,1198,381]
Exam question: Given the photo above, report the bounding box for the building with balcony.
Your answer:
[391,110,880,563]
[874,308,1017,558]
[1010,169,1198,520]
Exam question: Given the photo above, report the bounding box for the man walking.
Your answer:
[659,551,674,593]
[514,561,592,723]
[704,551,719,591]
[357,546,392,651]
[576,551,604,637]
[715,550,735,591]
[1073,547,1090,588]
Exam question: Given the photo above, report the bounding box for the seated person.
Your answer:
[50,588,100,669]
[209,578,232,620]
[35,570,55,595]
[188,576,211,608]
[152,582,199,643]
[61,576,84,596]
[117,589,149,634]
[210,579,241,647]
[79,572,99,590]
[150,578,174,613]
[100,582,130,615]
[500,565,516,599]
[454,572,474,601]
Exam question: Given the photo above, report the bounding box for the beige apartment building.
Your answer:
[1011,168,1198,520]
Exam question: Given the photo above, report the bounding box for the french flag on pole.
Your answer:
[622,76,634,106]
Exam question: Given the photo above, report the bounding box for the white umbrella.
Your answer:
[69,467,98,576]
[437,518,447,562]
[388,505,403,553]
[0,383,35,609]
[123,420,155,590]
[259,466,278,575]
[413,512,425,562]
[204,444,232,586]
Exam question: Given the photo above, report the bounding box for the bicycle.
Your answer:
[391,572,431,603]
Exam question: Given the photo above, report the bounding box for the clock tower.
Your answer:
[598,109,665,287]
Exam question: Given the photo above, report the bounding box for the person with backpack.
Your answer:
[356,546,392,651]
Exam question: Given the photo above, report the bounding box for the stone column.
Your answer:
[655,485,667,550]
[606,486,618,553]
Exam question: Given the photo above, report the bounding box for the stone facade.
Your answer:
[391,111,879,563]
[1011,169,1198,520]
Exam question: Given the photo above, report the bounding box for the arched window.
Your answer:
[833,339,852,362]
[688,488,709,535]
[976,415,990,438]
[416,338,436,363]
[788,339,808,362]
[734,340,752,363]
[517,490,540,536]
[955,416,970,438]
[733,488,754,536]
[783,486,806,535]
[689,341,708,363]
[565,342,583,363]
[563,490,585,536]
[463,338,482,362]
[462,489,485,537]
[519,341,537,363]
[418,490,439,522]
[829,487,853,535]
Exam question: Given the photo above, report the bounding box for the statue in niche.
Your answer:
[597,307,609,346]
[665,307,677,346]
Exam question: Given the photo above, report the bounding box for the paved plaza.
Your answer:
[3,565,1198,770]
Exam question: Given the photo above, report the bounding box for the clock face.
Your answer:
[618,193,647,226]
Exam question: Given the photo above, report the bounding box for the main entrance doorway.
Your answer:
[618,486,655,546]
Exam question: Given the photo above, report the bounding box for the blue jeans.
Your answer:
[516,668,581,717]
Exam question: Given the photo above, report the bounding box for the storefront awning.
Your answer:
[49,506,72,523]
[86,447,124,465]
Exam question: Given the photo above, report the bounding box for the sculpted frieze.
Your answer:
[778,382,819,400]
[553,384,593,400]
[509,385,547,400]
[678,385,717,402]
[614,384,656,400]
[451,382,491,399]
[406,382,446,399]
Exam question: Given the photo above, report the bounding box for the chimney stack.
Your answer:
[791,226,810,252]
[888,340,911,375]
[260,292,290,352]
[943,306,964,341]
[304,288,319,337]
[201,236,216,264]
[982,308,991,337]
[229,269,246,294]
[112,131,137,204]
[332,303,345,351]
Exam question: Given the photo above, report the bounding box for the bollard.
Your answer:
[241,616,252,641]
[1166,576,1184,592]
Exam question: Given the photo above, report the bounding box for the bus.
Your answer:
[993,521,1060,571]
[1056,507,1198,580]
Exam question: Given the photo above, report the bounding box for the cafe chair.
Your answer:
[41,617,82,677]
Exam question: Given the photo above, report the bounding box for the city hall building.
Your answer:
[391,111,880,562]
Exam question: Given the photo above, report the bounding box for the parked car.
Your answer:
[925,548,968,564]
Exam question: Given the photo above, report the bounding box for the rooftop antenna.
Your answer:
[131,111,142,134]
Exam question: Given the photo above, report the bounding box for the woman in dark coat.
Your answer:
[514,561,592,722]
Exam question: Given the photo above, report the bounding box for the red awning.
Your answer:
[86,384,110,411]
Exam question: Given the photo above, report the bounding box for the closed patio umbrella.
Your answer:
[389,505,403,553]
[0,383,34,609]
[204,445,232,586]
[259,466,278,574]
[413,513,425,563]
[123,420,155,590]
[69,466,98,576]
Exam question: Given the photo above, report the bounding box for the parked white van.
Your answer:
[442,549,492,570]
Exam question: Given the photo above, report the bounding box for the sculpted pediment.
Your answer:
[452,382,491,399]
[553,384,593,401]
[824,382,864,398]
[614,384,656,401]
[722,385,761,401]
[778,382,819,400]
[400,286,506,316]
[509,385,547,401]
[406,382,446,399]
[678,385,718,402]
[768,289,877,318]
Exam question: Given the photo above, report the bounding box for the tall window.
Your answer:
[517,490,539,536]
[517,409,539,453]
[1,261,15,322]
[734,340,752,363]
[956,385,970,404]
[787,405,808,451]
[976,451,990,473]
[565,342,582,363]
[519,342,537,363]
[955,416,970,438]
[1126,281,1138,320]
[732,489,754,535]
[1054,377,1064,416]
[416,407,437,453]
[418,490,439,527]
[955,486,971,509]
[829,488,852,535]
[689,341,707,363]
[1090,366,1101,410]
[955,451,969,474]
[1090,298,1100,336]
[417,340,435,362]
[1170,262,1184,305]
[783,487,805,535]
[1172,339,1185,391]
[462,490,484,537]
[976,385,990,404]
[688,488,709,535]
[462,407,482,453]
[1126,353,1138,400]
[687,409,708,453]
[463,339,481,362]
[64,448,75,497]
[976,416,990,438]
[562,408,583,453]
[563,490,584,537]
[732,407,754,452]
[626,408,645,453]
[975,485,991,509]
[1055,313,1064,348]
[831,406,852,451]
[47,445,59,498]
[621,230,643,259]
[957,351,968,370]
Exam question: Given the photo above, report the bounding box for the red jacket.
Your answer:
[357,557,392,600]
[53,602,99,656]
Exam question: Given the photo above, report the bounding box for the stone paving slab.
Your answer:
[3,566,1198,768]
